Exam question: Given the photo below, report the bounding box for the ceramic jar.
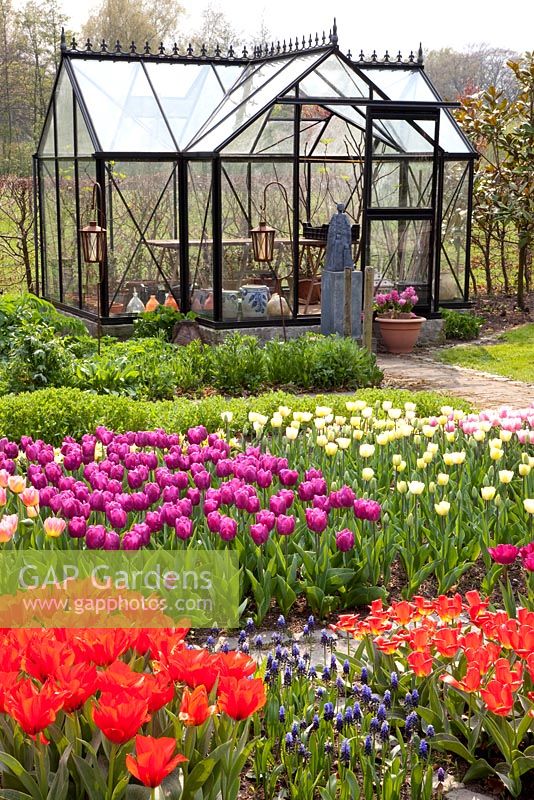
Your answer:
[145,294,160,312]
[240,284,270,319]
[222,289,239,320]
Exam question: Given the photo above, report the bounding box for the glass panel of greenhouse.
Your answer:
[35,22,476,329]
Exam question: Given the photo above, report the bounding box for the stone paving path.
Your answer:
[377,352,534,410]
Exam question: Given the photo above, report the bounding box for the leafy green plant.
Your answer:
[2,319,76,392]
[441,308,483,341]
[133,306,196,341]
[209,333,266,394]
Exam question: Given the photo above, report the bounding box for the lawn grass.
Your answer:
[438,323,534,383]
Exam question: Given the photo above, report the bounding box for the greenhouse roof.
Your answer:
[38,21,476,158]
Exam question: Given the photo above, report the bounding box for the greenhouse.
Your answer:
[34,20,477,330]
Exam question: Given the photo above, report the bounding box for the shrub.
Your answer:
[209,332,266,393]
[0,387,474,443]
[441,307,483,341]
[132,306,195,341]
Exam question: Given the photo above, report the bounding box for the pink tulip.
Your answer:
[276,514,295,536]
[488,544,519,565]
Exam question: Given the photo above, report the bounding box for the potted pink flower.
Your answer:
[374,286,426,353]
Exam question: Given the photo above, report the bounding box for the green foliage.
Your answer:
[0,292,87,346]
[208,333,266,394]
[132,306,195,342]
[441,308,483,340]
[0,387,473,444]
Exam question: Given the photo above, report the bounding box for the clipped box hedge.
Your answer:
[0,387,473,444]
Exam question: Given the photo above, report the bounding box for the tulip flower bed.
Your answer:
[0,626,266,800]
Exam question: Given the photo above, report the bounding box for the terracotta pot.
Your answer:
[164,292,179,311]
[145,295,160,312]
[376,315,426,354]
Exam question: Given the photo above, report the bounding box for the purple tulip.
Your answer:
[206,511,222,533]
[187,426,208,445]
[312,495,331,513]
[305,507,328,534]
[44,462,62,484]
[86,524,106,549]
[245,495,260,515]
[235,488,251,510]
[144,482,161,504]
[250,523,270,546]
[354,498,382,522]
[106,502,127,530]
[68,517,87,539]
[279,469,299,487]
[337,485,356,508]
[178,498,193,517]
[162,485,179,504]
[219,516,238,541]
[122,531,142,550]
[276,514,296,536]
[175,517,193,540]
[270,495,287,515]
[193,470,211,491]
[131,522,151,546]
[204,498,220,514]
[220,484,236,505]
[257,469,273,489]
[95,426,114,445]
[186,488,201,506]
[256,510,276,531]
[336,529,355,552]
[298,481,315,501]
[145,510,162,533]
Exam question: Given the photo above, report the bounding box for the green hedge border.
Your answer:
[0,388,474,443]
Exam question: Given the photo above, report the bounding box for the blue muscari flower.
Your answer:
[264,670,272,684]
[303,651,311,662]
[291,722,299,738]
[323,702,334,721]
[309,665,317,679]
[279,706,286,723]
[364,735,373,755]
[240,642,250,654]
[297,743,307,758]
[205,635,215,649]
[275,644,283,659]
[343,659,350,675]
[297,658,306,674]
[302,624,310,636]
[340,738,351,766]
[322,666,331,682]
[352,683,360,696]
[405,711,418,734]
[281,647,289,662]
[336,677,345,693]
[238,630,247,644]
[254,635,263,649]
[426,724,435,739]
[353,702,362,723]
[321,629,329,646]
[391,671,399,690]
[405,691,413,707]
[316,686,326,698]
[308,615,315,629]
[266,654,273,669]
[370,716,379,733]
[245,617,255,633]
[330,655,338,671]
[211,626,220,637]
[325,740,334,755]
[419,739,429,759]
[285,732,294,750]
[377,703,387,721]
[370,693,380,706]
[383,690,391,709]
[220,643,229,653]
[437,767,445,783]
[360,667,368,684]
[344,707,354,725]
[292,643,300,658]
[361,685,372,704]
[335,712,344,732]
[284,667,292,686]
[411,688,420,707]
[277,614,286,628]
[271,632,282,645]
[312,713,320,730]
[380,721,390,742]
[271,659,279,675]
[300,719,307,730]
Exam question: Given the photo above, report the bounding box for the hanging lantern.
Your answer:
[79,183,106,263]
[251,218,276,263]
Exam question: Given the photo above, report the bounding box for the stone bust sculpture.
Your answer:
[324,203,354,272]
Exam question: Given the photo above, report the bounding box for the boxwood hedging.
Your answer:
[0,387,474,444]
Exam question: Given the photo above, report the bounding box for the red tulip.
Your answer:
[407,650,433,677]
[93,689,150,744]
[217,676,266,720]
[488,544,519,565]
[126,735,187,788]
[480,679,514,716]
[179,686,216,726]
[5,678,65,741]
[54,662,98,712]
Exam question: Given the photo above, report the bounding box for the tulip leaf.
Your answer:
[0,792,34,800]
[72,754,107,800]
[111,774,131,800]
[463,758,495,782]
[46,744,72,800]
[0,752,44,800]
[431,732,475,763]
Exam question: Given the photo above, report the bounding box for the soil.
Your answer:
[470,292,534,337]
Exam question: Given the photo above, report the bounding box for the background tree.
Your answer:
[426,45,519,101]
[457,52,534,309]
[189,3,238,53]
[81,0,184,50]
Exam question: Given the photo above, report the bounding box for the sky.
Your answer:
[58,0,533,54]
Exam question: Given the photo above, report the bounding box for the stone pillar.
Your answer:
[321,269,362,338]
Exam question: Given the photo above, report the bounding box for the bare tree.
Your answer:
[0,177,34,291]
[425,45,519,101]
[81,0,184,49]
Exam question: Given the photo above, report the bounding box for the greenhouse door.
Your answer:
[363,109,440,313]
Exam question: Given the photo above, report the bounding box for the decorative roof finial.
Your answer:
[60,26,66,51]
[331,17,338,45]
[417,42,423,64]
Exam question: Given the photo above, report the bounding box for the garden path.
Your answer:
[377,352,534,410]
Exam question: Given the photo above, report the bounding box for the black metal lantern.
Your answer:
[80,183,106,264]
[250,218,276,262]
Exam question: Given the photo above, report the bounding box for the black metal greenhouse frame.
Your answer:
[34,20,477,329]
